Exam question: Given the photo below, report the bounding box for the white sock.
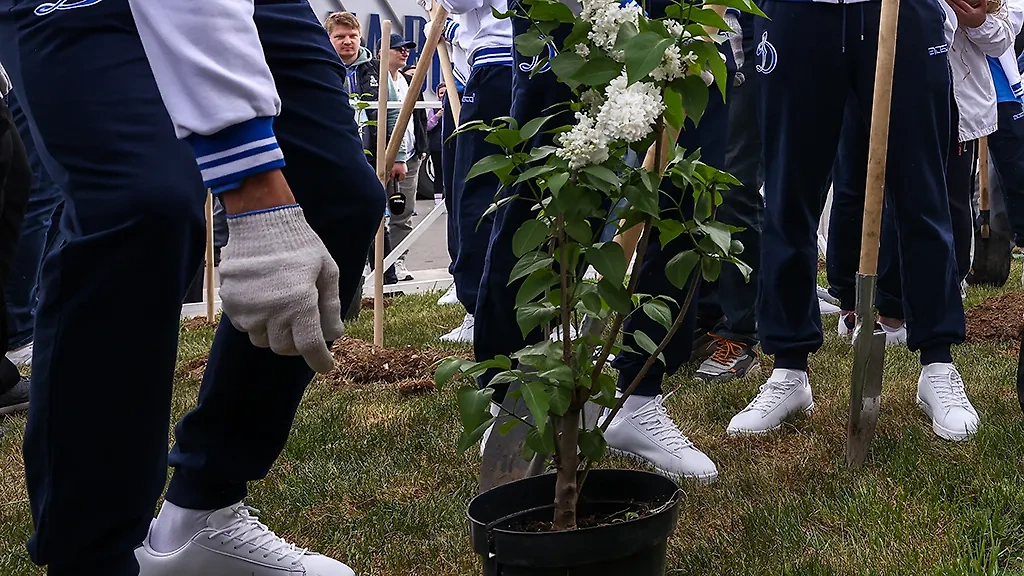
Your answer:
[622,394,655,415]
[149,501,216,553]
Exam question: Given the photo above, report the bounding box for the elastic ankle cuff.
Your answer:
[774,352,808,372]
[920,345,953,366]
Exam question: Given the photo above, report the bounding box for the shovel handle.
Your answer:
[858,0,900,276]
[979,136,992,239]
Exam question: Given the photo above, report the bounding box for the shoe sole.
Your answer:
[726,402,815,437]
[0,401,29,417]
[606,447,719,485]
[695,359,761,384]
[916,396,976,441]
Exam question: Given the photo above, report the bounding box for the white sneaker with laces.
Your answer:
[136,504,355,576]
[917,362,979,441]
[727,369,814,435]
[440,313,474,344]
[394,259,414,281]
[5,341,32,367]
[602,394,718,483]
[437,283,459,306]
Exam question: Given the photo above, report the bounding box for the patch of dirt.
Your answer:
[325,337,457,387]
[176,356,208,380]
[965,293,1024,353]
[360,297,396,311]
[508,501,658,532]
[397,378,436,396]
[181,316,218,331]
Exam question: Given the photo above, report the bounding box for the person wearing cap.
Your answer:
[430,0,513,345]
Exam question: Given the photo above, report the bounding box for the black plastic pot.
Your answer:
[468,469,681,576]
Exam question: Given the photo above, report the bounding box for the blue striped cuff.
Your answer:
[1012,82,1024,99]
[470,46,514,68]
[186,117,287,192]
[442,18,459,43]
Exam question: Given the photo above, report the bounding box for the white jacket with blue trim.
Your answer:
[126,0,285,193]
[436,0,513,68]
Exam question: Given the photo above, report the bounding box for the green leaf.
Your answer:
[549,52,587,87]
[700,221,732,255]
[685,7,733,33]
[587,242,628,286]
[709,0,767,17]
[663,84,684,132]
[485,128,524,149]
[565,220,595,246]
[630,330,663,360]
[613,21,640,51]
[512,220,551,258]
[529,145,558,162]
[594,372,618,408]
[516,302,559,337]
[732,259,753,282]
[580,288,604,317]
[730,239,745,255]
[578,428,608,461]
[510,251,554,284]
[665,250,699,290]
[655,220,684,245]
[623,33,674,84]
[529,0,575,22]
[456,385,494,434]
[435,357,471,387]
[539,364,574,386]
[670,75,710,127]
[515,33,547,57]
[549,385,571,416]
[642,300,673,330]
[457,417,496,452]
[491,5,515,18]
[490,369,525,387]
[522,381,551,435]
[701,257,722,282]
[520,114,557,142]
[623,185,659,218]
[598,278,633,316]
[498,418,522,436]
[546,172,569,195]
[516,268,559,307]
[576,54,623,85]
[525,424,556,455]
[514,164,557,185]
[695,190,713,222]
[583,165,620,189]
[467,153,513,182]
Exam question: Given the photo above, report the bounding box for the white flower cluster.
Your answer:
[650,44,686,82]
[664,19,685,38]
[557,71,664,169]
[574,43,590,58]
[580,0,641,53]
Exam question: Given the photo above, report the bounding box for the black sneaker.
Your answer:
[695,338,759,384]
[0,376,29,416]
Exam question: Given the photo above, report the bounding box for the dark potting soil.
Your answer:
[503,500,659,533]
[324,337,461,387]
[964,292,1024,354]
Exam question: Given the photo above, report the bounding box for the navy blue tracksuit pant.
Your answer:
[0,0,384,574]
[990,101,1024,243]
[757,0,963,370]
[451,65,512,315]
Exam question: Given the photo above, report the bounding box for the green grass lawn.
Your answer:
[2,272,1024,575]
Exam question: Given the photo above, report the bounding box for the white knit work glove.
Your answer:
[218,206,344,373]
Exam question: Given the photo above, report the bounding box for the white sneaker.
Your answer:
[437,283,459,306]
[916,362,979,441]
[394,259,414,281]
[837,313,855,339]
[136,504,355,576]
[602,394,719,483]
[727,369,814,435]
[549,324,578,342]
[440,313,474,344]
[5,341,32,367]
[819,299,841,316]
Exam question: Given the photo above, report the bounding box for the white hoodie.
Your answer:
[435,0,513,68]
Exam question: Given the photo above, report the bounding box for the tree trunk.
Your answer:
[552,405,581,530]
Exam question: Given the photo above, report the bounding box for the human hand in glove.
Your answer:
[218,170,343,373]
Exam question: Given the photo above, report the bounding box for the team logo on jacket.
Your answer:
[520,44,558,75]
[35,0,103,16]
[755,31,777,75]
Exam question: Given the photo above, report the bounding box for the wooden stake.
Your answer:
[373,21,392,347]
[437,43,461,125]
[205,191,215,322]
[614,126,680,265]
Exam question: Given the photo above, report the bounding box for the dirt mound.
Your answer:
[176,356,208,380]
[965,292,1024,348]
[325,337,457,389]
[181,316,218,331]
[360,297,395,311]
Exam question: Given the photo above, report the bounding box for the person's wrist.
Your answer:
[220,169,297,216]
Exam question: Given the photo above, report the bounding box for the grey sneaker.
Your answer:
[695,337,759,384]
[0,377,30,416]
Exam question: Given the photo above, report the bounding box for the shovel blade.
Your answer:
[846,274,887,469]
[967,226,1013,287]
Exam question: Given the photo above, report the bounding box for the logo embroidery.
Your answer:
[755,31,777,75]
[519,44,558,75]
[35,0,103,16]
[462,93,475,104]
[928,44,949,56]
[1014,108,1024,121]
